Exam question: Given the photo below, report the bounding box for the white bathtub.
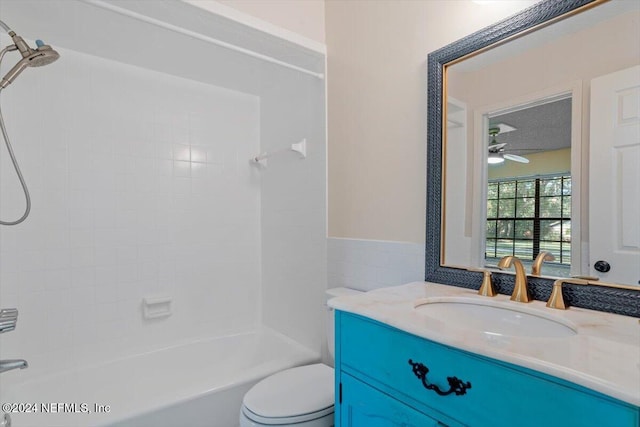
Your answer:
[2,328,319,427]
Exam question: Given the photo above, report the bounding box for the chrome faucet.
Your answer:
[0,359,28,374]
[531,251,555,276]
[497,256,531,303]
[0,308,28,375]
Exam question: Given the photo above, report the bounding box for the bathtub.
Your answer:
[2,328,319,427]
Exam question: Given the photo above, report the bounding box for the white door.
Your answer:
[589,65,640,285]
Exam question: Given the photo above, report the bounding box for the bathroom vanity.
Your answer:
[330,0,640,424]
[330,282,640,427]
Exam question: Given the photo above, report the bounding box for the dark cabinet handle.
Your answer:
[408,359,471,397]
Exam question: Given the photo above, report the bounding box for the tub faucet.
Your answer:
[497,256,531,303]
[0,308,18,334]
[0,308,28,375]
[531,251,555,276]
[0,359,28,374]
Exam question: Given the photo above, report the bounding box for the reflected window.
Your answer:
[486,174,571,267]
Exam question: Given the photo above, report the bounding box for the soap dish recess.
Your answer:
[142,296,172,319]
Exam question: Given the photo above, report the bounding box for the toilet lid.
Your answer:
[243,364,334,422]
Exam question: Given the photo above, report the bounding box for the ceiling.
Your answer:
[489,97,571,156]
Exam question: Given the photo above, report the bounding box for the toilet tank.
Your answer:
[325,287,362,363]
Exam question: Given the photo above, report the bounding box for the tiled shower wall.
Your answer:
[0,45,261,378]
[260,71,327,354]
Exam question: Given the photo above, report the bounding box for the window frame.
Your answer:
[485,172,572,265]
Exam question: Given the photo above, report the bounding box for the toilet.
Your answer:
[239,287,362,427]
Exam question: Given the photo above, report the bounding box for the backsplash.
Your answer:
[328,238,424,292]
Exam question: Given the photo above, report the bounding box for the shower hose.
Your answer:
[0,46,31,225]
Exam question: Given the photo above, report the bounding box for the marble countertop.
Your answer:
[328,281,640,406]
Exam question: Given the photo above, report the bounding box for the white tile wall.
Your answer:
[327,238,425,292]
[260,70,327,354]
[0,45,262,379]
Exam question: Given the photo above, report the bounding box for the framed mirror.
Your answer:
[425,0,640,317]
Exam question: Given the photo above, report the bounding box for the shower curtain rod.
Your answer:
[84,0,325,80]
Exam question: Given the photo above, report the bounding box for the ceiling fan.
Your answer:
[487,127,529,164]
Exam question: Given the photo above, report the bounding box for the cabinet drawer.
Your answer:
[338,312,639,427]
[341,373,446,427]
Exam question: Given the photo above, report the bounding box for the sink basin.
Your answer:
[414,297,577,338]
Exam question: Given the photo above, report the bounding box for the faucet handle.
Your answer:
[477,270,497,297]
[571,275,599,281]
[546,278,589,310]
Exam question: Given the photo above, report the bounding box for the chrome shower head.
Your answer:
[26,42,60,67]
[0,37,60,89]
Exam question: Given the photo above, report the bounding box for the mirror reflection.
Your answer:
[484,98,573,277]
[443,0,640,286]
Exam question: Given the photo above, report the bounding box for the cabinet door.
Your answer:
[340,373,446,427]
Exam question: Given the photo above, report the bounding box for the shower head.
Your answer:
[24,44,60,67]
[0,22,59,225]
[0,37,60,90]
[28,41,60,66]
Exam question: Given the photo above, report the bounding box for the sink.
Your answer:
[414,297,577,338]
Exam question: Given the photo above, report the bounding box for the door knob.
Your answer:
[594,260,611,273]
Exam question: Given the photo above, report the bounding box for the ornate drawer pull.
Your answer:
[408,359,471,396]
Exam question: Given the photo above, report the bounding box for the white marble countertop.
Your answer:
[328,281,640,406]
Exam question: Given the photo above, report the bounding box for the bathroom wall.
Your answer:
[260,70,327,353]
[326,0,540,244]
[0,44,262,379]
[323,0,541,291]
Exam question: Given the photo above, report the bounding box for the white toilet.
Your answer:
[239,287,361,427]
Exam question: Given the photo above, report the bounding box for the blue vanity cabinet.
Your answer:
[334,311,640,427]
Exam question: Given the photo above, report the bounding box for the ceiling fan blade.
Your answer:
[506,148,546,151]
[488,142,507,152]
[504,153,530,164]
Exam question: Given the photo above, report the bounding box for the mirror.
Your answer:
[426,0,640,316]
[443,0,639,286]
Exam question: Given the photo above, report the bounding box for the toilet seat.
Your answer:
[241,404,333,425]
[241,363,334,425]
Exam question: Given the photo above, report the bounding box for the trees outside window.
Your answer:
[486,174,571,265]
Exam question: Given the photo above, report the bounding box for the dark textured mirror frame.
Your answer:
[425,0,640,318]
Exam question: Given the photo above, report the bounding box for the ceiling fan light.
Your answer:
[488,152,505,164]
